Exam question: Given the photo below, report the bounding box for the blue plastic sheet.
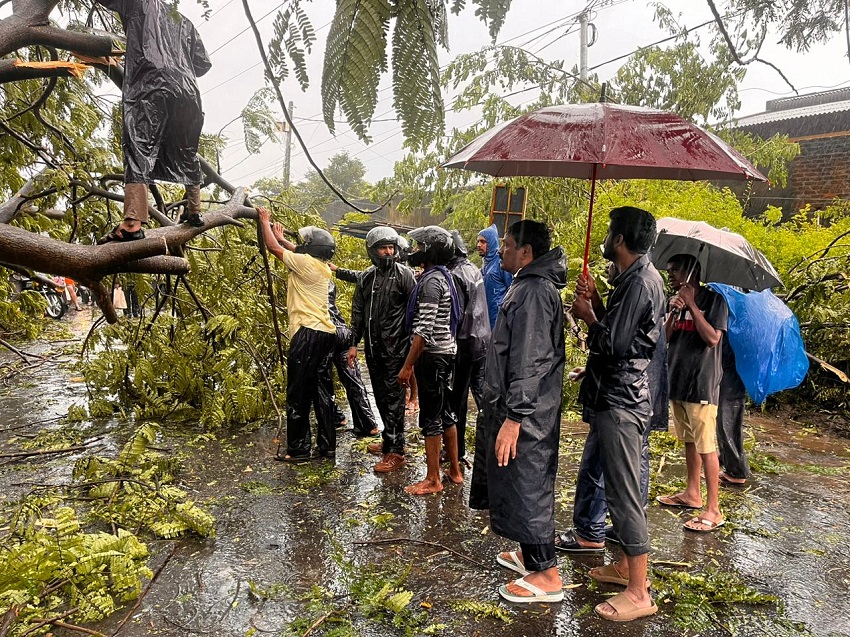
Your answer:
[708,284,809,404]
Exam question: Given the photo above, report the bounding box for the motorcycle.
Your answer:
[13,275,68,319]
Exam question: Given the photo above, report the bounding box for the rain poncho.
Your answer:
[99,0,211,185]
[476,247,567,545]
[707,284,809,404]
[478,224,513,328]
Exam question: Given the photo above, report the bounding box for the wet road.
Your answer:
[1,313,849,636]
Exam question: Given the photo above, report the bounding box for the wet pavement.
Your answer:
[2,312,850,636]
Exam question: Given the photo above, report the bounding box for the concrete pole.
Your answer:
[579,11,588,83]
[283,101,294,189]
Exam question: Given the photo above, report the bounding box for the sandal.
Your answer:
[683,516,726,533]
[496,551,530,576]
[656,494,701,509]
[594,591,658,622]
[498,576,564,603]
[588,563,629,586]
[179,210,204,227]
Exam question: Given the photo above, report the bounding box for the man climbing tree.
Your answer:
[96,0,211,244]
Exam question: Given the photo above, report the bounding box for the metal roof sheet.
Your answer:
[734,99,850,127]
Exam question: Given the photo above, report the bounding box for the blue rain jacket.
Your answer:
[478,224,513,328]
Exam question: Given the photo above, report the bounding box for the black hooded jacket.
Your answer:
[448,255,491,360]
[346,263,416,361]
[578,254,666,417]
[479,247,567,544]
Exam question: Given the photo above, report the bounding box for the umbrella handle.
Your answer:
[582,164,598,278]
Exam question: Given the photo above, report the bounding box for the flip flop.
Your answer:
[274,453,312,463]
[594,591,658,622]
[719,472,747,486]
[498,576,564,603]
[683,516,726,532]
[554,528,605,553]
[656,494,701,509]
[496,551,530,576]
[588,563,628,586]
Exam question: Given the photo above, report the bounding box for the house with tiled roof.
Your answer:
[732,88,850,217]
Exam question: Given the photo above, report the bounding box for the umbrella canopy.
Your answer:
[651,217,782,291]
[442,103,768,182]
[441,102,768,275]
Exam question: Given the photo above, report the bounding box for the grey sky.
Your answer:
[25,1,850,187]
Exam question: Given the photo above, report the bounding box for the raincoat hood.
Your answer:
[515,247,568,289]
[478,224,501,261]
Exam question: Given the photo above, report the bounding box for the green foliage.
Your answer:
[267,2,316,91]
[0,271,47,340]
[73,422,215,538]
[0,423,214,637]
[322,0,393,142]
[284,535,426,636]
[447,599,514,623]
[653,566,778,633]
[392,0,444,148]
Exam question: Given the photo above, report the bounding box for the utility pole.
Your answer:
[579,10,588,82]
[283,101,294,189]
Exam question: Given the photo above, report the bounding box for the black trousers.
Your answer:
[717,378,750,478]
[334,346,379,435]
[286,327,336,457]
[366,354,407,455]
[415,352,456,438]
[595,407,650,556]
[450,348,484,458]
[520,541,557,572]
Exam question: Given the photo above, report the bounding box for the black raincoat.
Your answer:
[474,247,567,545]
[99,0,211,184]
[344,263,416,362]
[448,255,491,360]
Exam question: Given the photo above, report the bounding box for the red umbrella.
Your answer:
[441,102,768,274]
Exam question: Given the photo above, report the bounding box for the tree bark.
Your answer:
[0,1,113,61]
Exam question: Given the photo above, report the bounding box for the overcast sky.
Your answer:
[30,1,850,187]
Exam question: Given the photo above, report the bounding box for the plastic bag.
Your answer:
[708,284,809,404]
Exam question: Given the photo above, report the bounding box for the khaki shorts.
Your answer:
[671,400,718,454]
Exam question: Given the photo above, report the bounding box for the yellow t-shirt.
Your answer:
[277,250,335,338]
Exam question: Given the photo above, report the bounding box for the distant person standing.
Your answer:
[477,224,513,328]
[717,337,749,485]
[478,220,566,604]
[448,230,490,465]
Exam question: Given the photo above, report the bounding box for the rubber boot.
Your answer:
[179,185,204,227]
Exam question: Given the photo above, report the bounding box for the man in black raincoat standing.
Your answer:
[97,0,211,243]
[341,227,416,473]
[571,206,664,622]
[476,220,567,604]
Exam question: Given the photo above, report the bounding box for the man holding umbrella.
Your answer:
[572,206,663,621]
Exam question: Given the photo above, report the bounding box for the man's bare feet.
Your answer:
[405,478,443,495]
[444,468,463,484]
[719,471,747,485]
